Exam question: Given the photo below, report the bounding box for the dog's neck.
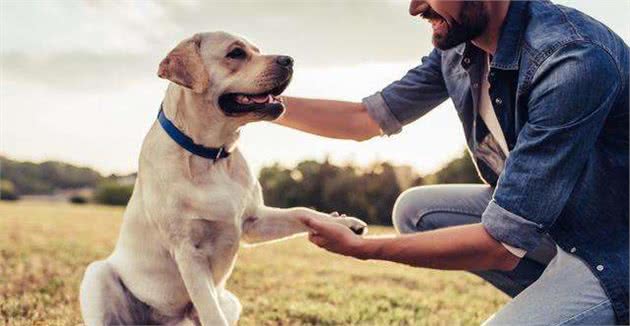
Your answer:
[162,84,240,152]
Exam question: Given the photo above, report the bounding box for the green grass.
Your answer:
[0,201,508,325]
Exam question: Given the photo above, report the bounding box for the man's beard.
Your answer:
[427,2,489,50]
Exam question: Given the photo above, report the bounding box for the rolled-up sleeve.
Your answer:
[362,48,449,136]
[482,42,622,251]
[363,92,403,136]
[484,200,545,251]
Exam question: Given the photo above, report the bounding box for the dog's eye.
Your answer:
[226,48,246,60]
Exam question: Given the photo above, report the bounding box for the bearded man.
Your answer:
[278,0,629,324]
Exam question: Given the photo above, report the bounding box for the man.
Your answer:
[276,0,629,324]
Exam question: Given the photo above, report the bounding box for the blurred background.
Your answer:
[1,0,629,224]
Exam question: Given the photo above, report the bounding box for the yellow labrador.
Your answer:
[79,31,367,326]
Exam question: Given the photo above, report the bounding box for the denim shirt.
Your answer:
[362,1,629,322]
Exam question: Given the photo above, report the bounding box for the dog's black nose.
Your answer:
[276,56,294,68]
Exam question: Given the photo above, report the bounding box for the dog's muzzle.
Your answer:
[218,62,293,119]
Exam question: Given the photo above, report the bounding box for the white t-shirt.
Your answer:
[479,54,527,259]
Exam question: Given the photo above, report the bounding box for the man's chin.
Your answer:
[432,32,467,50]
[432,36,454,50]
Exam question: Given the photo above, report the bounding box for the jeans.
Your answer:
[392,184,617,325]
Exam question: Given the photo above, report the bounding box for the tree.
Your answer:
[0,180,19,201]
[421,150,481,185]
[0,156,103,194]
[94,182,133,206]
[259,160,402,225]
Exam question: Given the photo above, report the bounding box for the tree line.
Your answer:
[1,156,102,195]
[0,151,481,225]
[259,151,480,225]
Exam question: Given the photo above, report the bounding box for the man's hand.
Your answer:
[298,215,367,259]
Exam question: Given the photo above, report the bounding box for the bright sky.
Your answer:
[1,0,628,176]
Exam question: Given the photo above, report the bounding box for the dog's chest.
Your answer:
[187,219,240,281]
[174,155,259,276]
[187,153,260,217]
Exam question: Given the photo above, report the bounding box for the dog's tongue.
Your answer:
[235,94,273,105]
[251,95,269,103]
[236,95,271,104]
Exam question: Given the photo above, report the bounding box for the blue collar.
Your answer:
[157,105,231,161]
[456,1,528,71]
[491,0,528,70]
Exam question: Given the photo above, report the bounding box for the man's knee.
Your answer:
[392,186,439,234]
[392,185,488,235]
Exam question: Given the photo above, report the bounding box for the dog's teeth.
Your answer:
[236,95,251,104]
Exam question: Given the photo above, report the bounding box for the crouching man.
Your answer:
[278,0,629,324]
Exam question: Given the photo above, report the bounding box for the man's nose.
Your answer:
[276,56,294,68]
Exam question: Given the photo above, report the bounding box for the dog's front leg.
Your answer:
[174,245,229,326]
[242,206,367,244]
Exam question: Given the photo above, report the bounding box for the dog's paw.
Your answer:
[332,215,368,235]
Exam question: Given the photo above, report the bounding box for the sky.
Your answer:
[1,0,629,176]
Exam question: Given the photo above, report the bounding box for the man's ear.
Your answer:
[157,34,209,93]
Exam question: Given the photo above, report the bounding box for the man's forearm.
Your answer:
[356,223,520,271]
[276,96,381,141]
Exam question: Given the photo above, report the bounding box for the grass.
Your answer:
[0,201,508,325]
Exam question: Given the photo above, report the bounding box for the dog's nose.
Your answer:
[276,56,294,68]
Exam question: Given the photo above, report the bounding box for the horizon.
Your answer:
[0,151,442,179]
[2,0,628,177]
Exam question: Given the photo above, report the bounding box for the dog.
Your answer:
[79,31,367,326]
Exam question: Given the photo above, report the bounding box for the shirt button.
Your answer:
[472,82,479,88]
[570,247,576,253]
[463,57,471,65]
[596,265,604,272]
[494,97,503,105]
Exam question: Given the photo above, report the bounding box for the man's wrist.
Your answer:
[350,237,379,260]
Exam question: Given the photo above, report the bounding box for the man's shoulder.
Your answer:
[522,1,626,65]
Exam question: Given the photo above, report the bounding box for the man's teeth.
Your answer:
[235,94,280,105]
[431,18,446,29]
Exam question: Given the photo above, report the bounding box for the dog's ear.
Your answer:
[158,34,209,93]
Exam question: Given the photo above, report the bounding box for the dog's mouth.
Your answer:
[218,78,291,118]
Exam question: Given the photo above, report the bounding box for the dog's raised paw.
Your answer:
[341,217,368,236]
[350,225,367,235]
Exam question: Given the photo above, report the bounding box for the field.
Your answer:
[0,201,508,325]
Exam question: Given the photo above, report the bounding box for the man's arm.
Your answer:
[276,48,449,140]
[481,43,622,252]
[299,216,520,271]
[276,97,382,141]
[360,224,520,271]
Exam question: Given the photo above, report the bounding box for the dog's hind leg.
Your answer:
[79,260,152,326]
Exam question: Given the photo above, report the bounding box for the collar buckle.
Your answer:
[214,147,224,161]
